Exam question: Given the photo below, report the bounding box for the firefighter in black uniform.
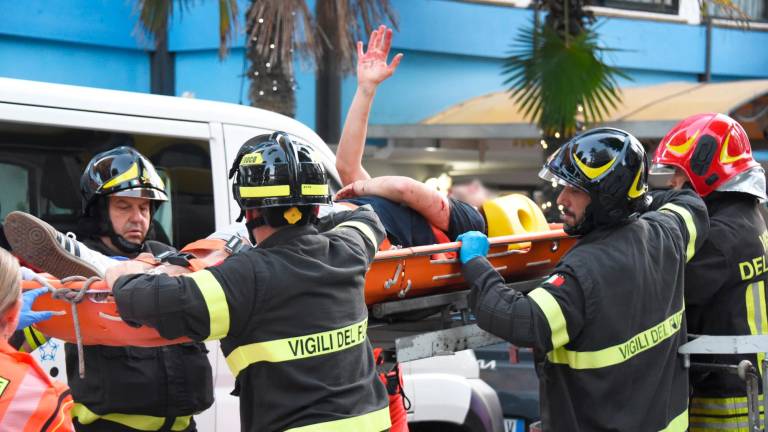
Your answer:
[458,128,709,431]
[651,113,768,431]
[105,132,391,432]
[70,147,214,431]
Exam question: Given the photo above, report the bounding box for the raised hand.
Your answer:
[357,24,403,91]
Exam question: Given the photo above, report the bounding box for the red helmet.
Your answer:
[651,113,762,198]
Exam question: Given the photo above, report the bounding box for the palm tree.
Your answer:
[503,0,627,145]
[137,0,396,126]
[244,0,397,125]
[503,0,627,220]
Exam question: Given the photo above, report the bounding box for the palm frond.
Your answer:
[136,0,238,58]
[316,0,398,74]
[217,0,239,59]
[503,22,627,137]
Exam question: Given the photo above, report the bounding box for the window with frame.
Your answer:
[0,121,215,250]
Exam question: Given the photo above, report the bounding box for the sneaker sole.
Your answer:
[4,212,101,278]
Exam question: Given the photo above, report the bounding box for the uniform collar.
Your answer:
[257,224,318,249]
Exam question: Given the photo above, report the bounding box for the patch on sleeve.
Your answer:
[0,376,9,398]
[545,274,566,287]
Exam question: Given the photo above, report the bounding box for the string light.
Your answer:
[554,132,561,139]
[558,204,564,212]
[546,201,552,208]
[269,44,275,49]
[253,71,259,76]
[265,62,271,68]
[541,203,547,210]
[551,180,557,188]
[272,86,278,91]
[577,105,584,113]
[259,90,265,96]
[258,18,264,24]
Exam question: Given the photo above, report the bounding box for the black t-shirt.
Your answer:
[344,196,485,248]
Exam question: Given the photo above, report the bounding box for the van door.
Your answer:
[0,103,226,428]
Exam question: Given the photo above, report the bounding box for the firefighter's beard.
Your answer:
[560,207,584,231]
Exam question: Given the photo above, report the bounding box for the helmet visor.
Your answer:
[538,166,586,192]
[648,163,675,189]
[111,187,168,201]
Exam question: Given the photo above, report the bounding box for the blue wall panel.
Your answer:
[175,48,318,128]
[341,49,508,125]
[387,0,532,58]
[0,36,149,92]
[168,0,250,52]
[0,0,145,49]
[175,48,248,103]
[618,68,699,86]
[712,26,768,77]
[596,17,705,74]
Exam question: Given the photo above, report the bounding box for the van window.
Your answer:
[0,121,215,250]
[0,162,30,220]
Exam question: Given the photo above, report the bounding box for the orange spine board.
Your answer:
[22,279,190,347]
[21,229,574,347]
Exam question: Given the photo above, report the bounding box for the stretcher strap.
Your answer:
[35,275,104,379]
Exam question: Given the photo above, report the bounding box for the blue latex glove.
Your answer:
[457,231,490,264]
[16,288,54,331]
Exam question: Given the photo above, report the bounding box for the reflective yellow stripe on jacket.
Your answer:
[226,318,369,376]
[333,221,379,251]
[184,270,230,341]
[20,326,47,353]
[660,409,688,432]
[658,203,697,262]
[689,414,759,431]
[746,281,768,376]
[546,306,685,369]
[529,287,570,349]
[72,403,192,431]
[285,406,391,432]
[690,392,766,431]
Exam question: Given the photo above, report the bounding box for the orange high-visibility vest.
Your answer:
[0,339,74,431]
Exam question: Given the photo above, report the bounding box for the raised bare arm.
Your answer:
[336,25,403,186]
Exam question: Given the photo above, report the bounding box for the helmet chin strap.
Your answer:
[108,229,144,255]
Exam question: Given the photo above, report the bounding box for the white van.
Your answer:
[0,77,503,432]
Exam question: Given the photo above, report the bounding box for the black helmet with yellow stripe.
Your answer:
[79,146,168,254]
[539,127,650,235]
[229,131,331,228]
[81,146,168,216]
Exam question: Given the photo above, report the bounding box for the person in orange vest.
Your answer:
[0,247,74,431]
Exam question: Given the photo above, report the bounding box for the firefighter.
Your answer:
[104,131,391,432]
[26,147,215,431]
[0,248,74,431]
[458,127,709,431]
[651,113,768,430]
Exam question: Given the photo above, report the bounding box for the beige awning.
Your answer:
[401,80,768,140]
